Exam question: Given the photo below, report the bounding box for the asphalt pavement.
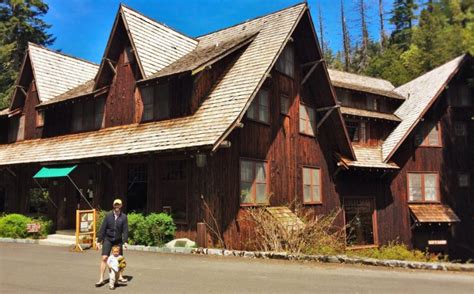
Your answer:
[0,242,473,293]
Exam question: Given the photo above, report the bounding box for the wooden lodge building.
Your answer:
[0,3,472,257]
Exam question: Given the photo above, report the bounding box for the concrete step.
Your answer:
[46,234,76,242]
[38,238,75,247]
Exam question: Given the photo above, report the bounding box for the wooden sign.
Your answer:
[26,223,41,233]
[428,240,447,245]
[72,209,97,252]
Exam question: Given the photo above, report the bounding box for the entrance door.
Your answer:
[127,163,148,213]
[161,160,188,223]
[343,197,377,246]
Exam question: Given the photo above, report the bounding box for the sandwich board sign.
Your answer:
[72,209,97,252]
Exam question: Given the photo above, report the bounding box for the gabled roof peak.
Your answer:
[27,42,98,66]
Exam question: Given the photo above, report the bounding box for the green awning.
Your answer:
[33,165,77,179]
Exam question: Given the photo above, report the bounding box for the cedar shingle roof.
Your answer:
[0,3,311,166]
[340,146,399,169]
[39,80,96,106]
[329,69,405,100]
[145,32,258,80]
[28,43,99,102]
[340,106,401,122]
[120,5,198,78]
[382,55,467,162]
[409,204,460,223]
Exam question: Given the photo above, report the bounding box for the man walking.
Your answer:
[96,199,129,287]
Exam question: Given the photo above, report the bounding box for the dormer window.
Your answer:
[36,110,45,128]
[140,83,170,122]
[8,115,25,142]
[72,98,105,132]
[276,44,294,78]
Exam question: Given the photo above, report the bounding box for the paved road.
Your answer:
[0,243,473,293]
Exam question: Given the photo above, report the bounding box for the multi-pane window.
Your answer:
[344,198,376,246]
[302,167,321,204]
[240,159,268,205]
[140,84,170,122]
[280,94,290,115]
[346,120,366,143]
[408,173,439,202]
[454,122,467,137]
[458,173,470,188]
[72,98,105,132]
[366,96,378,111]
[247,89,270,123]
[415,122,441,146]
[449,84,472,107]
[8,115,25,142]
[276,45,295,78]
[36,110,45,128]
[299,104,316,136]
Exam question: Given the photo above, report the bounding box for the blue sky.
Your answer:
[44,0,394,63]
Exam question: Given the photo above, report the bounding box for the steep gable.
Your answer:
[382,55,468,162]
[28,43,98,103]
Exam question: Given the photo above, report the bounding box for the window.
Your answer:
[299,104,316,136]
[280,94,290,115]
[140,84,170,122]
[415,122,441,147]
[454,122,467,137]
[240,159,268,205]
[28,188,49,214]
[408,173,439,202]
[344,198,376,246]
[247,89,269,123]
[458,173,470,188]
[36,110,45,128]
[276,45,295,77]
[123,46,134,64]
[72,98,104,132]
[449,84,472,107]
[127,163,148,214]
[366,96,377,111]
[302,167,321,204]
[346,120,366,143]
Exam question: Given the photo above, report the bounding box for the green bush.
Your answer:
[0,214,32,239]
[347,242,439,262]
[95,210,107,233]
[32,217,54,238]
[127,212,146,245]
[145,213,176,246]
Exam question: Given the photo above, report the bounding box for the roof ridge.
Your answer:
[119,3,197,43]
[196,2,307,39]
[329,68,394,84]
[27,42,99,66]
[395,54,466,91]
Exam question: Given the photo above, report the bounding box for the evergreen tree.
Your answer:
[389,0,418,49]
[0,0,55,109]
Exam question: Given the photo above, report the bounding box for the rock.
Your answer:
[165,238,196,249]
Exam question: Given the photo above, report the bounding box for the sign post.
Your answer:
[72,209,97,252]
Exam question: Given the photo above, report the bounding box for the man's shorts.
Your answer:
[102,239,123,256]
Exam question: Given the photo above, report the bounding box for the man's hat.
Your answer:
[113,199,122,206]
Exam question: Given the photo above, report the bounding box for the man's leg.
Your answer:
[100,255,108,282]
[97,239,112,285]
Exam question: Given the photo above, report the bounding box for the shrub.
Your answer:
[95,210,107,233]
[145,213,176,246]
[347,241,440,262]
[127,212,146,245]
[245,205,346,255]
[0,214,31,239]
[32,217,54,238]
